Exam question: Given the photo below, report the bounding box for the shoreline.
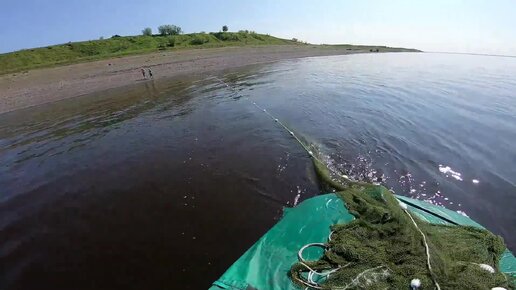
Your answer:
[0,45,417,114]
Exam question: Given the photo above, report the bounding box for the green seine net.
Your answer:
[290,157,514,289]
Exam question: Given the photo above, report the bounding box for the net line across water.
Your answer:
[211,76,352,183]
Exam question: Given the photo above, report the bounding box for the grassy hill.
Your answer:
[0,32,298,74]
[0,32,420,75]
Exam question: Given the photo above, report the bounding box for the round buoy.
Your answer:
[410,278,421,289]
[479,264,495,273]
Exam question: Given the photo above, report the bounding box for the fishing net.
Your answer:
[290,157,514,289]
[210,78,513,289]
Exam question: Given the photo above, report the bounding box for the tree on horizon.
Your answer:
[142,27,152,36]
[158,25,182,36]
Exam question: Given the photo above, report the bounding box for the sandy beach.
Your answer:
[0,45,395,114]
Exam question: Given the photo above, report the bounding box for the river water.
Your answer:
[1,53,515,289]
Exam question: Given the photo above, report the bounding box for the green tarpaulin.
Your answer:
[210,194,516,290]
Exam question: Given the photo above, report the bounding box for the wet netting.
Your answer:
[290,158,514,289]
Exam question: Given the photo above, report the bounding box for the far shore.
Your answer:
[0,45,419,114]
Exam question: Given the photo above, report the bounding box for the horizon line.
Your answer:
[425,51,516,58]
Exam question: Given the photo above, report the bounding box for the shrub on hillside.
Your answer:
[78,44,101,56]
[222,25,228,32]
[190,35,209,45]
[211,32,239,41]
[142,27,152,36]
[158,25,182,36]
[250,33,264,41]
[167,37,176,47]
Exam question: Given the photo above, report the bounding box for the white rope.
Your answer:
[295,241,354,289]
[299,261,347,277]
[333,265,390,290]
[293,274,324,289]
[211,76,354,184]
[298,243,327,262]
[328,231,335,242]
[403,208,441,290]
[297,261,350,289]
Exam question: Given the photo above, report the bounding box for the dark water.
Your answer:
[1,53,515,289]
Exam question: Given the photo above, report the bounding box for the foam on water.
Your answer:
[307,144,466,215]
[438,165,463,181]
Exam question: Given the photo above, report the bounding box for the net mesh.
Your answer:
[290,157,514,289]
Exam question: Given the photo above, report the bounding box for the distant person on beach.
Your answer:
[141,68,146,79]
[148,68,153,79]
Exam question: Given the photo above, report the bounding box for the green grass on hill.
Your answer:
[0,32,420,75]
[0,32,298,74]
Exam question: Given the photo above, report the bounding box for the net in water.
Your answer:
[290,158,514,289]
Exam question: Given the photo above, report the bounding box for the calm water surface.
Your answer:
[1,53,515,289]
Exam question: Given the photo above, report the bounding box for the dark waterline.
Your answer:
[1,53,515,289]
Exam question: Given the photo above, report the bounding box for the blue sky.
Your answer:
[1,0,515,55]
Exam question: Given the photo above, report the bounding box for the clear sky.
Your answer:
[1,0,515,55]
